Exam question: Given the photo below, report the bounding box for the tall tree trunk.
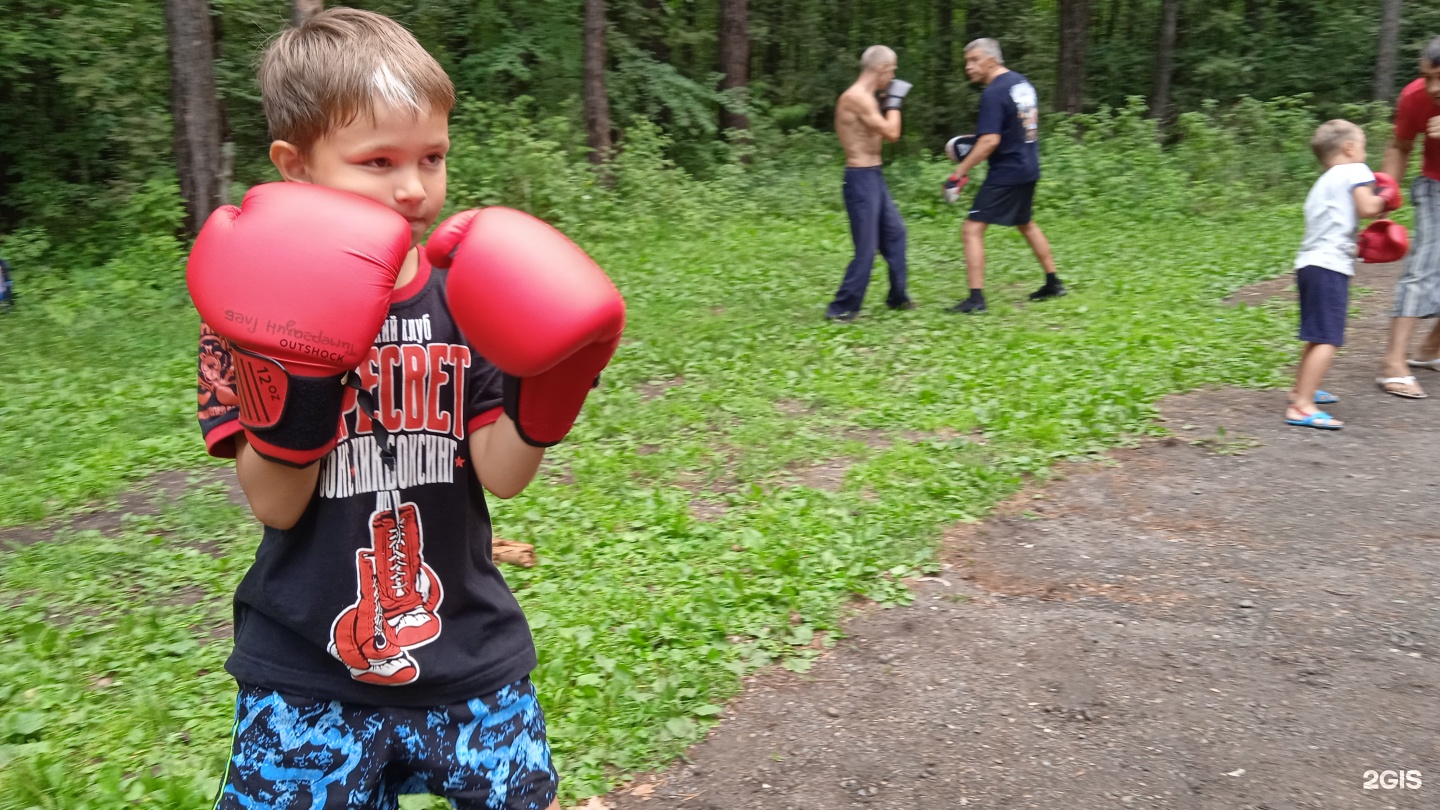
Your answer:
[293,0,323,25]
[937,0,954,74]
[583,0,614,165]
[963,0,988,47]
[719,0,750,133]
[1372,0,1403,102]
[762,0,782,84]
[1150,0,1180,122]
[680,0,700,75]
[1055,0,1091,113]
[166,0,224,237]
[1244,0,1265,32]
[935,0,954,139]
[641,0,671,63]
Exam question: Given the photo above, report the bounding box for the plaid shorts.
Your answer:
[214,677,557,810]
[1392,176,1440,318]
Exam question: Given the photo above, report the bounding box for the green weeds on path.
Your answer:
[0,206,1298,807]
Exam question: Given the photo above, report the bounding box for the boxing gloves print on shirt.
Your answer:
[428,207,627,447]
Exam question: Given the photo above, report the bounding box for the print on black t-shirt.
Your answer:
[320,316,473,499]
[322,313,473,686]
[328,492,444,685]
[1011,81,1039,144]
[975,71,1042,186]
[198,261,538,707]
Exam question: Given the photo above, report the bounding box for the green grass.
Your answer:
[0,199,1301,807]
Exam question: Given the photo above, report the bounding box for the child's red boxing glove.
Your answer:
[1374,172,1403,212]
[1358,219,1410,264]
[187,183,410,465]
[428,208,626,446]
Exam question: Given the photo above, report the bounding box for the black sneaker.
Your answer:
[1029,279,1067,301]
[948,297,987,314]
[825,309,859,323]
[887,300,917,311]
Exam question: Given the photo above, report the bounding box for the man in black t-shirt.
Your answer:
[945,37,1065,314]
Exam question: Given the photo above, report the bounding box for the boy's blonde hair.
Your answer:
[258,7,455,150]
[1310,119,1363,163]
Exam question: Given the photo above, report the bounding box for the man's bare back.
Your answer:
[836,83,888,167]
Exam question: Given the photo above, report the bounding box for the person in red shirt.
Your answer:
[1377,36,1440,398]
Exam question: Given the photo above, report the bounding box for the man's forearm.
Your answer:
[957,138,999,175]
[1381,139,1410,182]
[881,110,902,142]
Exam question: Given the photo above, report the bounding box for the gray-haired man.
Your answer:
[947,38,1063,314]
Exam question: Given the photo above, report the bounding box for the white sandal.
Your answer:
[1377,375,1428,399]
[1406,358,1440,371]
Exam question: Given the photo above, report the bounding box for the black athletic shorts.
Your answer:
[968,180,1036,226]
[1296,264,1350,347]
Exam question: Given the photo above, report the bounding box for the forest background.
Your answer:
[3,0,1440,252]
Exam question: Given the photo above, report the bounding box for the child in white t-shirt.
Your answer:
[1287,120,1391,429]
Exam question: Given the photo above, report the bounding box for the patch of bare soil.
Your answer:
[1223,273,1295,307]
[608,262,1440,810]
[639,376,686,401]
[0,467,247,548]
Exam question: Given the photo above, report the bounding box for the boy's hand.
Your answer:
[187,183,410,465]
[1428,115,1440,140]
[429,208,626,446]
[1374,172,1403,212]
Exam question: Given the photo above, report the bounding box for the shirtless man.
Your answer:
[825,45,913,322]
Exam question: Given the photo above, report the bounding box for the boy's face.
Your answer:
[271,103,450,247]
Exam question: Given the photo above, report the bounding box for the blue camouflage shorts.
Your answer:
[214,677,558,810]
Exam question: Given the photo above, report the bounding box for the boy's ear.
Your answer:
[269,140,311,183]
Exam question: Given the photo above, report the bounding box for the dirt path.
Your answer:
[609,263,1440,810]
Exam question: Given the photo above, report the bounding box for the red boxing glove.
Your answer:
[187,183,410,465]
[428,208,626,446]
[1374,172,1402,212]
[1357,219,1410,264]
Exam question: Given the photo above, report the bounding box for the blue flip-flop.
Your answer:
[1286,410,1342,430]
[1314,390,1339,405]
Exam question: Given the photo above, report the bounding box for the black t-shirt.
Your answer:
[197,254,537,706]
[975,71,1041,186]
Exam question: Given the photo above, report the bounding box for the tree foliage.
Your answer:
[3,0,1440,247]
